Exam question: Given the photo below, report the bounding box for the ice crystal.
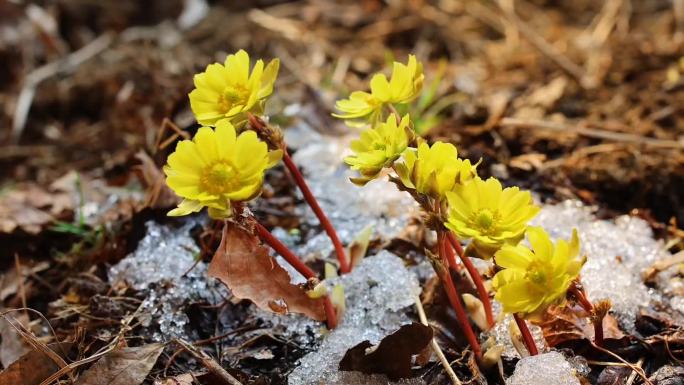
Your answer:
[531,200,665,330]
[109,220,228,341]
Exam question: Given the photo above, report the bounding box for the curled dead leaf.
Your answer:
[535,304,624,348]
[339,322,433,380]
[208,222,326,321]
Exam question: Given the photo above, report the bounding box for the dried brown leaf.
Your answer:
[208,222,326,321]
[0,342,72,385]
[0,313,31,367]
[75,343,164,385]
[339,322,433,380]
[535,304,624,347]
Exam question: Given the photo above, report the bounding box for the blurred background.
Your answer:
[1,0,683,230]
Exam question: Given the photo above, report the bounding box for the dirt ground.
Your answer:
[0,1,683,384]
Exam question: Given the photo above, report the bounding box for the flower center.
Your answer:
[217,85,251,113]
[528,269,547,285]
[473,209,497,230]
[201,161,239,194]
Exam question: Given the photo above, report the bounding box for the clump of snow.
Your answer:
[531,200,665,330]
[288,251,423,385]
[507,351,582,385]
[109,220,227,341]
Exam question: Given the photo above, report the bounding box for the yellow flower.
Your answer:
[164,120,282,218]
[345,114,413,185]
[492,226,585,319]
[189,50,280,126]
[395,141,477,199]
[333,55,424,124]
[445,177,539,258]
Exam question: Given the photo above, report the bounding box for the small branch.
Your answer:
[496,5,593,88]
[499,117,684,149]
[12,33,113,143]
[446,233,495,328]
[253,221,338,329]
[173,338,244,385]
[513,314,539,356]
[414,295,462,385]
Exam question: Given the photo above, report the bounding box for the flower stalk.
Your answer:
[436,232,482,359]
[446,232,495,328]
[569,281,604,346]
[247,113,351,274]
[513,313,539,356]
[254,221,338,329]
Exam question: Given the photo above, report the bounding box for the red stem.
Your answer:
[570,283,603,346]
[437,233,482,358]
[254,222,337,329]
[513,313,539,356]
[281,150,351,274]
[446,233,495,328]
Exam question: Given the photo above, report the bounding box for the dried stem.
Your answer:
[437,232,482,358]
[446,233,495,327]
[253,221,337,329]
[414,295,463,385]
[513,313,539,356]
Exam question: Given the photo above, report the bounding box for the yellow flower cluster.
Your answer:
[337,52,585,320]
[165,50,283,219]
[334,55,423,126]
[492,227,585,319]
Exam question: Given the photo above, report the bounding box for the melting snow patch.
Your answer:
[109,220,227,341]
[288,251,423,385]
[508,351,582,385]
[531,200,665,330]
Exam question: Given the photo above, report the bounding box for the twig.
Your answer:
[12,33,113,143]
[414,296,462,385]
[496,4,594,88]
[173,338,244,385]
[499,117,684,149]
[625,357,644,385]
[590,341,653,385]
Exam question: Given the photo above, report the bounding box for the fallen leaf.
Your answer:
[339,322,433,380]
[0,261,50,301]
[535,304,624,347]
[75,343,164,385]
[0,342,72,385]
[208,222,326,321]
[154,373,194,385]
[0,183,71,234]
[0,313,31,367]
